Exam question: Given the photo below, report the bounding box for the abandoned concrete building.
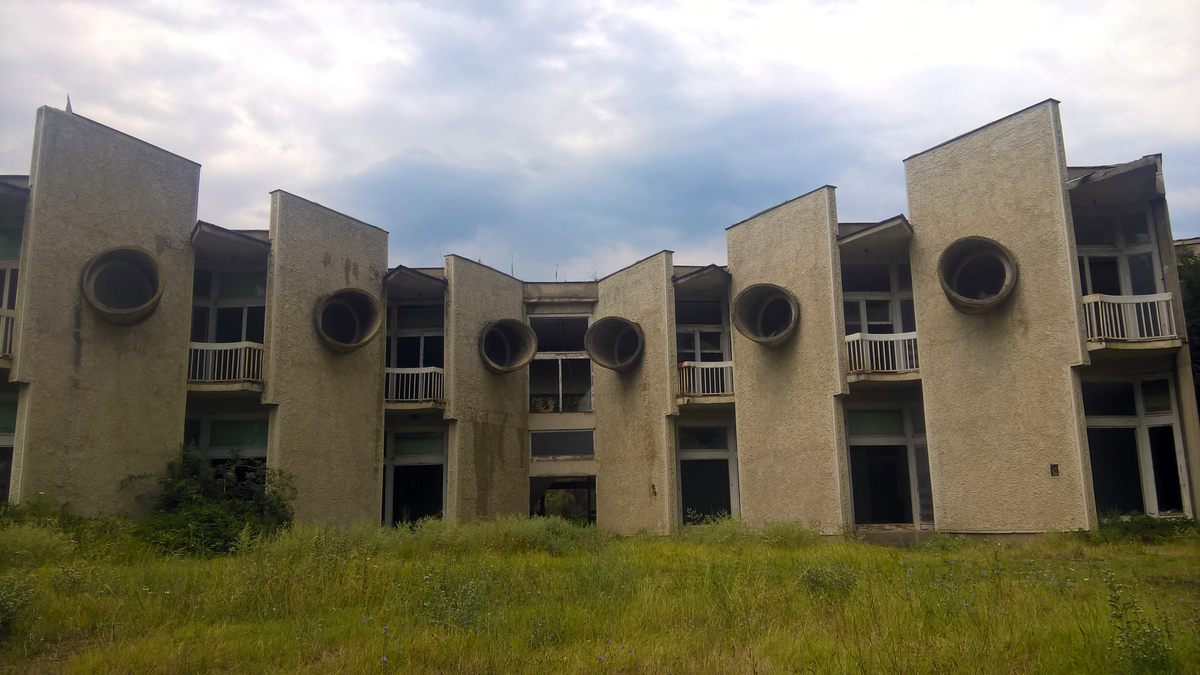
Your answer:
[0,98,1196,534]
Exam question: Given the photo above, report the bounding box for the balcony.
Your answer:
[188,341,264,392]
[845,332,919,381]
[0,309,14,360]
[385,366,445,408]
[1082,294,1179,351]
[678,361,734,401]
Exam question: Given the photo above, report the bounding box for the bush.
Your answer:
[138,447,295,556]
[1082,513,1196,545]
[0,572,32,637]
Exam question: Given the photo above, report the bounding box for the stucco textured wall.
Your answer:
[11,107,198,515]
[593,252,678,534]
[904,101,1091,532]
[264,191,386,525]
[727,187,850,532]
[443,256,529,520]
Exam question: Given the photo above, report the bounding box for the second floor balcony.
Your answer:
[1082,293,1179,347]
[385,366,445,405]
[845,332,919,380]
[188,341,264,389]
[678,360,734,399]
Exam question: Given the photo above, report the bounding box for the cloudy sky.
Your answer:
[1,1,1197,280]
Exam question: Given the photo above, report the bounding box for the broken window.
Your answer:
[386,431,445,525]
[530,476,596,524]
[530,430,594,459]
[849,446,913,525]
[844,404,933,527]
[1076,209,1161,297]
[529,316,591,413]
[677,423,738,524]
[842,260,916,336]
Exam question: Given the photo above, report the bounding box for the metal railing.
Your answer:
[1082,293,1177,342]
[0,310,14,357]
[188,341,264,383]
[385,366,445,402]
[678,361,734,396]
[845,332,919,374]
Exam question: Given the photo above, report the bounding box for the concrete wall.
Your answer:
[263,191,386,525]
[11,107,198,514]
[443,256,529,520]
[727,188,850,532]
[904,100,1092,532]
[592,252,678,534]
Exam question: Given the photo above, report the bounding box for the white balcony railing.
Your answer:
[845,332,919,374]
[0,310,14,357]
[1082,293,1177,343]
[678,361,734,397]
[188,341,264,383]
[385,366,445,402]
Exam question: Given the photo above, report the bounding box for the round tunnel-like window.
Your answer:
[938,237,1018,314]
[81,248,162,324]
[585,316,645,372]
[314,288,382,352]
[479,319,537,373]
[732,283,799,346]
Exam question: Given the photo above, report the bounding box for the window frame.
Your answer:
[843,401,932,528]
[192,269,267,344]
[842,259,914,336]
[528,313,592,414]
[1075,207,1163,296]
[676,419,739,522]
[383,426,447,526]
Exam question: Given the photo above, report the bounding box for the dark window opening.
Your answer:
[210,457,267,485]
[675,300,723,325]
[4,269,17,309]
[215,307,244,343]
[1086,257,1121,295]
[0,447,11,503]
[530,476,595,524]
[1088,427,1144,514]
[678,426,729,450]
[190,306,209,341]
[841,263,891,293]
[758,296,793,337]
[850,445,913,525]
[245,306,265,343]
[1149,426,1184,513]
[193,269,212,299]
[321,300,361,344]
[531,430,594,458]
[950,253,1006,300]
[392,464,443,525]
[530,316,587,352]
[1082,381,1137,417]
[681,459,732,524]
[395,336,422,368]
[395,305,443,331]
[93,259,156,309]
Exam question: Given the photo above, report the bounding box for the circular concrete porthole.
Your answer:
[732,283,799,346]
[314,288,382,352]
[80,247,163,324]
[479,319,537,373]
[938,237,1018,314]
[585,316,644,372]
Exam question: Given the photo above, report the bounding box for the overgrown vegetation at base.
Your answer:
[1,512,1198,673]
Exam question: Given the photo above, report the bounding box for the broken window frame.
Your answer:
[184,413,269,461]
[383,427,447,526]
[841,259,914,336]
[1075,207,1163,297]
[385,304,445,369]
[1081,373,1191,517]
[676,419,740,523]
[530,429,595,460]
[528,314,592,414]
[192,269,267,344]
[844,401,932,528]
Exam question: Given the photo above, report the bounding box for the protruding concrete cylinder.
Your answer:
[479,318,537,373]
[314,288,383,352]
[937,236,1018,314]
[585,316,644,372]
[80,247,163,325]
[732,283,799,346]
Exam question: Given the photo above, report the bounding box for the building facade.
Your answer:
[1,99,1196,534]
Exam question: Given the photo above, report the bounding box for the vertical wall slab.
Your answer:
[727,187,849,532]
[592,252,678,534]
[263,191,386,525]
[904,100,1091,532]
[11,107,198,514]
[443,256,528,520]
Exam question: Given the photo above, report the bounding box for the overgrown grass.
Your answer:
[1,510,1198,673]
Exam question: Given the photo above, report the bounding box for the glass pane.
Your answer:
[530,430,594,458]
[679,426,729,450]
[190,306,209,341]
[245,306,265,343]
[393,433,443,457]
[1075,216,1116,246]
[675,300,722,325]
[681,459,731,524]
[1141,380,1171,415]
[896,264,912,291]
[842,263,891,293]
[0,227,22,259]
[1127,253,1156,295]
[0,400,16,435]
[193,269,212,299]
[900,299,916,332]
[209,419,268,448]
[394,305,443,330]
[1087,427,1144,514]
[219,272,267,300]
[394,336,421,368]
[865,300,893,334]
[698,331,723,353]
[560,359,592,412]
[846,410,905,437]
[529,360,560,413]
[844,302,862,335]
[1087,257,1121,295]
[1121,213,1151,245]
[531,316,588,351]
[1148,426,1183,512]
[422,335,444,368]
[1081,381,1137,416]
[214,307,244,343]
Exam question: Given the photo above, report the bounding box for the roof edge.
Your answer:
[725,185,837,231]
[903,98,1061,163]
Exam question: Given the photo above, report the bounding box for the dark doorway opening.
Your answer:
[850,445,913,525]
[1088,427,1144,514]
[530,476,596,524]
[680,459,731,524]
[1149,426,1183,513]
[392,464,443,525]
[0,447,11,502]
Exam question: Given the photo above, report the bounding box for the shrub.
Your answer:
[0,572,32,637]
[138,447,295,556]
[1104,571,1174,672]
[1082,513,1196,545]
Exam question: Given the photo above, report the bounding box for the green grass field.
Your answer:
[1,513,1197,673]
